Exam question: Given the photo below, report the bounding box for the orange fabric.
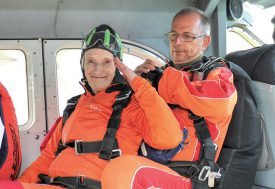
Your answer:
[0,82,22,180]
[18,76,182,184]
[102,155,192,189]
[158,67,237,161]
[20,182,62,189]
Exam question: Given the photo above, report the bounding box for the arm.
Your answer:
[115,58,182,150]
[18,121,62,183]
[158,67,237,122]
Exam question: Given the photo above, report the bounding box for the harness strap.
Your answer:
[64,140,121,158]
[189,111,217,166]
[99,86,132,160]
[62,95,81,126]
[39,174,101,189]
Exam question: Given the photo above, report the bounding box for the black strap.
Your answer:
[99,86,132,160]
[39,174,101,189]
[189,111,217,166]
[64,140,121,158]
[62,95,81,126]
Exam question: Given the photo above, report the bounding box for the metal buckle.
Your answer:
[111,149,122,158]
[198,166,211,181]
[213,143,218,150]
[49,177,54,184]
[116,90,131,101]
[75,140,83,155]
[77,176,88,187]
[212,168,222,179]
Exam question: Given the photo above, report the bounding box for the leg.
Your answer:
[102,155,192,189]
[0,180,63,189]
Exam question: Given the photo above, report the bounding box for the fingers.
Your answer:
[114,57,128,72]
[134,59,159,76]
[114,57,137,83]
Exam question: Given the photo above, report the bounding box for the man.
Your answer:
[136,6,237,162]
[102,7,237,189]
[0,24,182,189]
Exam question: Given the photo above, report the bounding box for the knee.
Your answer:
[0,180,23,189]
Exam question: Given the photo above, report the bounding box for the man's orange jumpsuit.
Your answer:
[1,76,182,189]
[102,66,237,189]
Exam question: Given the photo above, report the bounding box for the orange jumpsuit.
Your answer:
[102,66,237,189]
[13,76,182,188]
[161,66,238,161]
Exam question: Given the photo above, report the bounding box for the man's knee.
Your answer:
[102,155,191,189]
[0,180,24,189]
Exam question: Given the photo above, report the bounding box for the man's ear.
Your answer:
[202,35,211,50]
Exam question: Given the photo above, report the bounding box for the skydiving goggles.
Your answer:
[81,30,122,56]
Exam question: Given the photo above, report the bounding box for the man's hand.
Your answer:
[134,59,162,76]
[114,57,137,83]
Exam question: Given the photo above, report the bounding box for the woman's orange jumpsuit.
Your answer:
[0,76,182,189]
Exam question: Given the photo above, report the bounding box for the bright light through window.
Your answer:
[0,50,28,126]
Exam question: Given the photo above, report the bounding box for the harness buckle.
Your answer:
[75,140,84,155]
[100,148,122,160]
[112,148,122,158]
[198,166,211,181]
[116,90,131,101]
[208,169,222,187]
[213,143,218,150]
[77,176,88,187]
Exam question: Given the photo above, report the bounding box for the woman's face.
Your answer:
[83,48,116,93]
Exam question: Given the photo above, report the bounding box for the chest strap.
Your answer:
[56,85,132,160]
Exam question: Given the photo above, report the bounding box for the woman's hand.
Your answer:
[114,57,137,83]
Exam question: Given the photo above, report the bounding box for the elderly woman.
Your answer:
[0,24,182,189]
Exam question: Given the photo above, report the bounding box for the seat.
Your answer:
[224,44,275,189]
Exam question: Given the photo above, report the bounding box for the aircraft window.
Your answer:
[0,50,28,126]
[243,2,275,44]
[226,27,259,54]
[56,42,166,115]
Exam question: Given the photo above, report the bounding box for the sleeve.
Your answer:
[158,67,237,123]
[129,76,183,150]
[18,120,63,183]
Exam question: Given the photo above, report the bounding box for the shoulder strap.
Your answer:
[99,85,132,160]
[62,94,81,127]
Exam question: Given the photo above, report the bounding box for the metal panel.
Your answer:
[0,39,46,173]
[43,39,82,129]
[206,0,227,57]
[0,0,195,39]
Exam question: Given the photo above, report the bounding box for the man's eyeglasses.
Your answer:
[166,32,206,42]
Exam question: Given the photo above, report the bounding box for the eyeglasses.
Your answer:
[166,32,206,42]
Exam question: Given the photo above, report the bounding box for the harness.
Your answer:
[140,56,226,188]
[39,83,132,189]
